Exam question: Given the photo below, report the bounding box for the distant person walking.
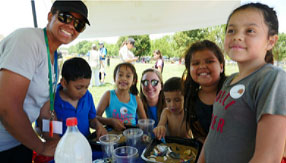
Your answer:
[153,49,164,73]
[89,44,100,86]
[99,42,107,84]
[119,38,138,64]
[107,56,110,67]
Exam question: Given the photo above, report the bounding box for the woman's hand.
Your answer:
[38,139,59,157]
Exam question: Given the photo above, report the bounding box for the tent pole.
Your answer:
[31,0,38,28]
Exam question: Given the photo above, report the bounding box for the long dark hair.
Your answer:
[140,68,166,120]
[154,49,163,59]
[226,2,278,64]
[113,62,138,95]
[183,40,226,138]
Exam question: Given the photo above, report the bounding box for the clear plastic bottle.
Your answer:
[55,117,92,163]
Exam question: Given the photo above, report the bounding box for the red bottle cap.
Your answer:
[66,117,78,126]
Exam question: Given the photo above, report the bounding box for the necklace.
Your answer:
[43,28,58,137]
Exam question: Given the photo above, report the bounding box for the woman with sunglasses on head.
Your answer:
[0,1,89,162]
[140,68,166,127]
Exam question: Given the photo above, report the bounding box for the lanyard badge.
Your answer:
[43,28,58,137]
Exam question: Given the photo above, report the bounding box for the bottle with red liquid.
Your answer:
[55,117,92,163]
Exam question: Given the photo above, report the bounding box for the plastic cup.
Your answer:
[112,146,138,163]
[138,119,155,136]
[99,134,120,158]
[123,128,143,147]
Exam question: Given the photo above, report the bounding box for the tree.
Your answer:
[68,45,77,55]
[117,35,151,58]
[117,36,128,48]
[173,28,208,58]
[68,40,90,56]
[205,24,226,51]
[151,35,174,58]
[132,35,151,57]
[105,44,119,57]
[273,33,286,65]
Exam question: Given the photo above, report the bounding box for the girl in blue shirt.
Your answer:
[96,62,147,131]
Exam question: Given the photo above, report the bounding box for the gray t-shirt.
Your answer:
[0,28,52,151]
[204,64,286,163]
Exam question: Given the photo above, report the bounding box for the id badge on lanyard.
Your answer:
[43,28,62,137]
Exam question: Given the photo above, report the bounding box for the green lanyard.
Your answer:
[43,28,58,137]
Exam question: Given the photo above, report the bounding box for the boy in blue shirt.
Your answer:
[55,57,107,139]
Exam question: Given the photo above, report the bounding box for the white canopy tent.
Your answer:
[0,0,241,39]
[80,0,241,39]
[75,0,240,38]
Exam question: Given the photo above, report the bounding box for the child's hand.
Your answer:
[96,124,108,140]
[110,118,126,131]
[153,126,166,140]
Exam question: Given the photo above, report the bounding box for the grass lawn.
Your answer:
[87,58,239,106]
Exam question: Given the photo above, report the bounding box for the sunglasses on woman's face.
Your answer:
[57,12,86,33]
[141,79,159,87]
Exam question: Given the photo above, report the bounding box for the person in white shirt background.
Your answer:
[119,38,138,64]
[89,44,101,86]
[99,42,107,84]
